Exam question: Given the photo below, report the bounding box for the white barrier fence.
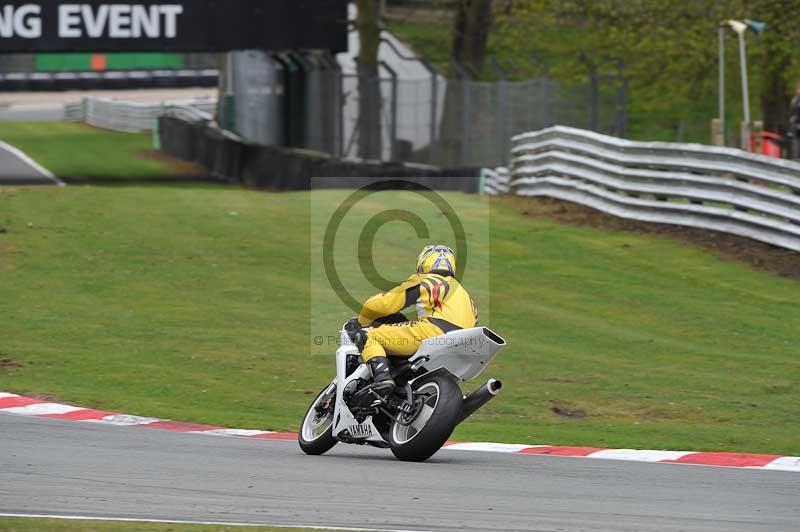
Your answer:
[485,126,800,252]
[481,167,509,195]
[65,96,217,132]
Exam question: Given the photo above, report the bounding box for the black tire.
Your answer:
[389,372,463,462]
[298,382,338,456]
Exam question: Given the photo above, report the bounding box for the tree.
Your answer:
[438,0,494,166]
[356,0,383,159]
[742,0,800,132]
[490,0,800,140]
[452,0,494,77]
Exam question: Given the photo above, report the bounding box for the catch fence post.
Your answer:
[589,70,598,131]
[381,61,399,161]
[461,80,471,165]
[541,77,552,127]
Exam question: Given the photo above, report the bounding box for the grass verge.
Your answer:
[1,185,798,454]
[0,517,333,532]
[0,122,202,180]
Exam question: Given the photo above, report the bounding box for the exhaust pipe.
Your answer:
[458,379,502,424]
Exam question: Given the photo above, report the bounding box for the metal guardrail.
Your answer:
[495,126,800,251]
[163,104,215,124]
[65,96,217,132]
[481,167,509,195]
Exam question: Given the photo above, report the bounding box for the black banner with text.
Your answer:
[0,0,347,52]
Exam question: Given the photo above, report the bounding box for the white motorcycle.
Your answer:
[299,314,507,462]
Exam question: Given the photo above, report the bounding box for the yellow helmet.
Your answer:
[416,245,456,276]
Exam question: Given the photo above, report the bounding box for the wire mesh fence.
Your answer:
[223,51,626,168]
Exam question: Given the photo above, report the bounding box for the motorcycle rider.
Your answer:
[346,245,478,396]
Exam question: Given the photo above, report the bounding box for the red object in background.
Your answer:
[749,131,783,158]
[90,54,107,71]
[761,131,783,158]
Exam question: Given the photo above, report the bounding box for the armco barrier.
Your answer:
[158,114,481,191]
[494,125,800,252]
[66,97,217,133]
[482,167,510,195]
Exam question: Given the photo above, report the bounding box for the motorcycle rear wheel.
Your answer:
[388,373,462,462]
[299,382,338,456]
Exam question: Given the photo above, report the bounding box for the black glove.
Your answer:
[345,317,361,331]
[344,317,369,351]
[354,329,368,352]
[344,317,362,341]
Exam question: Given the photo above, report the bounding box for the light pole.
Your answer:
[721,19,765,149]
[728,20,751,129]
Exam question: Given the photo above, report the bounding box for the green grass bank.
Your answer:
[1,185,798,454]
[0,122,200,180]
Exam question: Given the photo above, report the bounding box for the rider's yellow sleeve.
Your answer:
[357,274,421,326]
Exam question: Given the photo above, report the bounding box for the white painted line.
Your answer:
[0,513,438,532]
[0,141,63,186]
[88,414,161,426]
[0,392,20,399]
[444,442,535,453]
[587,449,695,462]
[762,456,800,473]
[0,403,84,416]
[196,428,273,437]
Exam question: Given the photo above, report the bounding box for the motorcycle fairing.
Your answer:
[331,328,386,443]
[409,327,506,381]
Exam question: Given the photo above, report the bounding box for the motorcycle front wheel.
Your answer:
[298,381,338,456]
[389,373,463,462]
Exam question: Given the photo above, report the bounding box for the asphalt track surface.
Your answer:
[1,413,798,532]
[0,142,61,185]
[0,103,65,122]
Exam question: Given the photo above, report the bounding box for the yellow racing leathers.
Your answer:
[358,273,478,362]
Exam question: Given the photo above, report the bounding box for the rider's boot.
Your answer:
[366,356,396,398]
